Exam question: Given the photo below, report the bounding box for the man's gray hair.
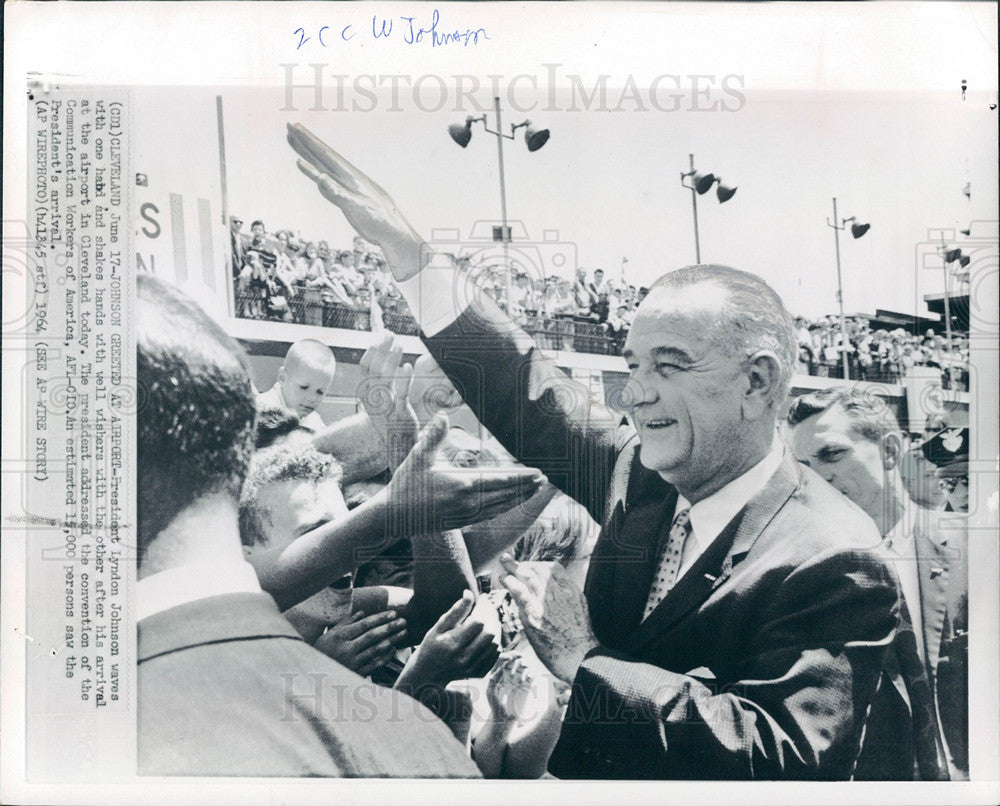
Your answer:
[650,265,797,402]
[238,445,343,547]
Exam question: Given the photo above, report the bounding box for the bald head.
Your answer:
[278,339,336,419]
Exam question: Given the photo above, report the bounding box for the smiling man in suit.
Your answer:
[287,123,902,779]
[787,387,968,780]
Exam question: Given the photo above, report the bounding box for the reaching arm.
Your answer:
[311,411,389,484]
[252,414,543,611]
[287,123,626,524]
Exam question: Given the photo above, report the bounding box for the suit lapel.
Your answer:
[586,454,676,648]
[629,453,802,651]
[913,516,951,673]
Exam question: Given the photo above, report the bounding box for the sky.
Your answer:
[112,3,999,323]
[219,84,996,321]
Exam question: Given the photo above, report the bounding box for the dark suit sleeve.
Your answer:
[551,546,900,780]
[425,300,628,525]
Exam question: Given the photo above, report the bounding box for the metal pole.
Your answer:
[941,238,953,347]
[689,154,701,264]
[493,96,512,304]
[832,197,850,380]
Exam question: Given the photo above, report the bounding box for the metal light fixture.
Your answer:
[448,121,473,148]
[691,171,716,195]
[679,155,738,263]
[448,98,551,303]
[850,221,871,239]
[524,123,550,152]
[715,181,738,203]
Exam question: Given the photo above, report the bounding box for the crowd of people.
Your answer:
[229,216,969,388]
[135,125,972,781]
[230,216,420,334]
[793,314,970,390]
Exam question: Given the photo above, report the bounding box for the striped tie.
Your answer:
[643,508,692,620]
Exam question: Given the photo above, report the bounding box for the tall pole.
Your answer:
[493,96,512,304]
[831,197,851,380]
[688,153,701,264]
[941,237,954,347]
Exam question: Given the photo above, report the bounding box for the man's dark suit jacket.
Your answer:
[855,508,968,780]
[138,590,480,777]
[425,302,901,780]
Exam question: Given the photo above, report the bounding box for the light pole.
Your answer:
[826,198,871,380]
[939,242,971,346]
[449,98,550,302]
[679,154,737,264]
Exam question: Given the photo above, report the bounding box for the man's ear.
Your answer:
[277,365,287,385]
[742,352,782,420]
[880,431,903,471]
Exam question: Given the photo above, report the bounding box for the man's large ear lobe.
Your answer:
[742,351,782,419]
[880,431,903,471]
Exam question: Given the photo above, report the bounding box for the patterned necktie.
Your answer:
[643,508,692,620]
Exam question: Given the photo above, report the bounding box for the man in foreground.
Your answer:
[787,387,968,779]
[136,274,479,777]
[287,123,903,779]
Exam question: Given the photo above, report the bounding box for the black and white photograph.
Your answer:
[2,3,998,804]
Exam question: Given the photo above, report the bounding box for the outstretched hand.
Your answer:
[313,610,408,678]
[358,334,419,472]
[395,590,500,694]
[386,412,545,535]
[287,123,425,279]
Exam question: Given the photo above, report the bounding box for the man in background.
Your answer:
[136,274,479,777]
[787,387,968,779]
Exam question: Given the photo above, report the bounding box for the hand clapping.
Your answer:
[499,555,599,684]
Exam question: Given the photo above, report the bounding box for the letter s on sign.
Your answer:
[140,202,161,239]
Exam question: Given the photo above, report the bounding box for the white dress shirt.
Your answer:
[666,438,786,583]
[137,560,262,622]
[396,255,475,337]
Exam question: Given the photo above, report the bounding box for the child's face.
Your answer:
[280,362,335,418]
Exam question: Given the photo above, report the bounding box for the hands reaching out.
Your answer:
[287,123,426,279]
[358,334,419,472]
[499,555,599,684]
[395,590,500,695]
[313,610,408,678]
[385,413,545,536]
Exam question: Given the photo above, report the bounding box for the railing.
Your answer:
[233,286,618,354]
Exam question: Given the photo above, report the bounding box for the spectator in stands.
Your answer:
[574,268,596,314]
[240,250,270,319]
[249,219,277,272]
[229,215,247,278]
[256,338,337,431]
[135,273,479,778]
[588,268,606,298]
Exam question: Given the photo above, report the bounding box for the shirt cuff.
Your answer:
[396,253,470,338]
